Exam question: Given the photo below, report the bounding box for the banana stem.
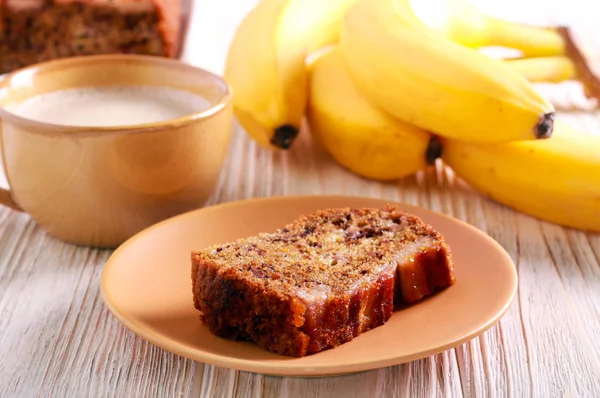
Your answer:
[485,18,566,57]
[557,27,600,102]
[425,136,443,166]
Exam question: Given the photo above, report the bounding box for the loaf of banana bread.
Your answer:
[0,0,182,74]
[191,207,455,357]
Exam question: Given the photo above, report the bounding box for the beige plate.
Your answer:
[100,195,518,377]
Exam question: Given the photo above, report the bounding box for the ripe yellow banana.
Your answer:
[442,122,600,232]
[503,56,576,83]
[503,54,598,100]
[339,0,556,144]
[307,48,437,181]
[224,0,357,150]
[411,0,566,56]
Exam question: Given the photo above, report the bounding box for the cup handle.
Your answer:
[0,187,23,211]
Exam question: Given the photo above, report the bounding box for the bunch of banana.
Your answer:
[306,48,574,179]
[224,0,588,151]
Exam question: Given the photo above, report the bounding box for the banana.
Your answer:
[224,0,357,150]
[504,56,576,83]
[339,0,556,144]
[411,0,566,56]
[442,122,600,232]
[307,48,437,181]
[305,49,572,182]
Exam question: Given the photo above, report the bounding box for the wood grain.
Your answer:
[2,1,600,397]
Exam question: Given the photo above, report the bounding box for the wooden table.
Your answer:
[2,1,600,397]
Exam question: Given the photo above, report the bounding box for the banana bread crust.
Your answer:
[191,206,455,357]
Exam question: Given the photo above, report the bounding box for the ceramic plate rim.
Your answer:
[100,194,518,376]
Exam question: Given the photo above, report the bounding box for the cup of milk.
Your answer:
[0,54,233,248]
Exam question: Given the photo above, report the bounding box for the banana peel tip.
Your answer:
[271,124,300,149]
[535,112,555,139]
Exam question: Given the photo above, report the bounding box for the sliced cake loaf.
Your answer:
[191,206,455,357]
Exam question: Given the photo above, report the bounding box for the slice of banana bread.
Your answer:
[0,0,182,74]
[191,206,455,357]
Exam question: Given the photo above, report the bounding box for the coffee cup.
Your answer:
[0,54,233,248]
